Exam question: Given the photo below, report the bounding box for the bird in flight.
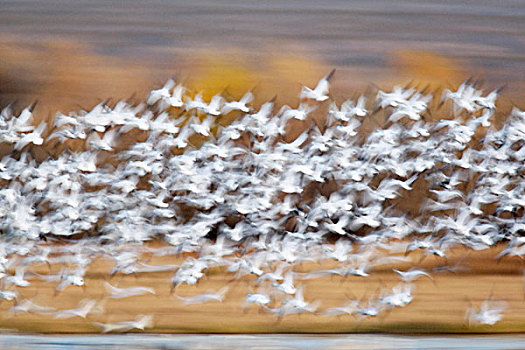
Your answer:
[300,69,335,102]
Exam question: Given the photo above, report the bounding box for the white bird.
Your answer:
[104,282,156,299]
[379,284,414,308]
[466,299,507,326]
[275,131,309,154]
[249,99,274,125]
[88,128,119,151]
[35,269,87,292]
[338,262,370,277]
[190,116,214,137]
[200,94,224,116]
[280,103,317,121]
[430,188,464,203]
[51,299,102,319]
[266,286,320,318]
[14,122,46,150]
[245,293,271,308]
[168,84,186,108]
[393,268,433,282]
[273,272,296,295]
[10,299,54,314]
[256,263,287,284]
[48,124,87,142]
[184,93,207,112]
[321,299,360,316]
[12,106,35,132]
[175,287,229,305]
[324,216,349,236]
[221,92,254,114]
[300,69,335,101]
[95,314,154,333]
[5,267,30,287]
[442,81,489,114]
[149,113,181,135]
[79,103,113,132]
[469,109,493,128]
[349,96,367,117]
[330,96,367,123]
[172,124,194,148]
[75,151,98,172]
[473,88,499,110]
[354,300,384,318]
[171,259,209,288]
[324,239,353,262]
[377,86,414,109]
[0,290,17,301]
[147,79,175,105]
[222,221,250,242]
[387,92,431,122]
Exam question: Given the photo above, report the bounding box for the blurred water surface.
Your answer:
[1,334,525,350]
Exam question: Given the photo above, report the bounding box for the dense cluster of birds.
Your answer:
[0,70,522,331]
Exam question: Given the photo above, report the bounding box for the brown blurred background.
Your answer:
[0,0,524,114]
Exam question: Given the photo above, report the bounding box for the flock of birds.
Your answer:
[0,70,523,332]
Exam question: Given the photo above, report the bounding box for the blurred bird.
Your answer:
[300,69,335,102]
[95,314,154,333]
[104,282,156,299]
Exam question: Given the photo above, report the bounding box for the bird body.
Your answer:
[300,69,335,101]
[51,299,101,319]
[466,300,506,326]
[14,122,46,150]
[175,287,229,305]
[95,314,154,333]
[104,282,155,299]
[222,92,254,114]
[245,293,271,307]
[148,79,175,106]
[393,268,433,282]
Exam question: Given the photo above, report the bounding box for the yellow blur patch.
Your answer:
[392,50,466,89]
[187,57,256,101]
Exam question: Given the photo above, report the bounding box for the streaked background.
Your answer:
[0,0,524,112]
